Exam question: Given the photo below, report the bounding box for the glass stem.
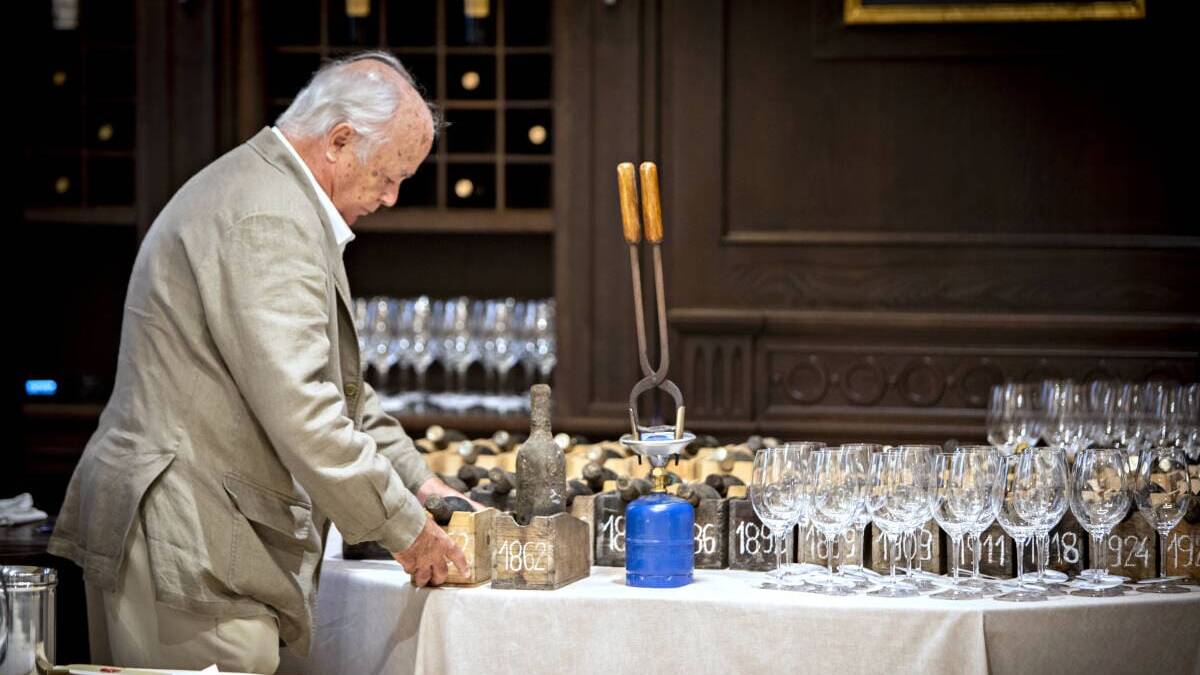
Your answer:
[1093,530,1106,574]
[774,530,785,578]
[887,532,898,584]
[825,531,836,588]
[1015,537,1026,581]
[950,535,961,583]
[1158,529,1169,581]
[1036,532,1047,582]
[971,531,982,580]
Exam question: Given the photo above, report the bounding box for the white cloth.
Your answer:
[270,126,355,254]
[283,527,1200,675]
[0,492,48,526]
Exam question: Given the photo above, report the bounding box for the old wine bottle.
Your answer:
[582,461,618,493]
[426,495,474,526]
[514,385,567,525]
[488,468,517,495]
[426,425,467,450]
[457,464,489,488]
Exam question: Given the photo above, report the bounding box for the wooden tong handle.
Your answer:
[617,162,641,244]
[639,162,663,244]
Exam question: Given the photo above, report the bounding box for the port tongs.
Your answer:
[617,162,685,442]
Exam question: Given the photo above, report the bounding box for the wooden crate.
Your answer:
[869,519,942,575]
[443,508,497,585]
[797,524,863,568]
[726,498,794,571]
[1021,510,1086,577]
[490,512,591,590]
[951,523,1014,578]
[593,491,628,567]
[693,498,729,569]
[1104,509,1157,581]
[1165,520,1200,583]
[568,493,598,566]
[696,459,753,485]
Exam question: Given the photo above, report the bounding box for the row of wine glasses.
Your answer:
[987,380,1199,460]
[748,442,1195,600]
[354,296,556,414]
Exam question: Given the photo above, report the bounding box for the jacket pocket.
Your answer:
[222,473,312,540]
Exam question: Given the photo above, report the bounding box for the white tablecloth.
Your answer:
[279,527,1200,675]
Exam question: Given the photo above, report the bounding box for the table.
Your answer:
[279,527,1200,675]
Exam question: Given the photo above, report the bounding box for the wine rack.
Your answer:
[25,0,137,218]
[260,0,555,227]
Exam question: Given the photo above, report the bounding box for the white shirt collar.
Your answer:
[271,126,356,254]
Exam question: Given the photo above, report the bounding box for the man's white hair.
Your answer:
[276,51,442,163]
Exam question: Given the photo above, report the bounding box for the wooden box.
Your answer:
[443,508,497,585]
[798,524,863,568]
[696,459,753,485]
[692,498,730,569]
[1021,510,1086,577]
[952,523,1014,578]
[726,498,794,571]
[490,512,591,590]
[593,491,628,567]
[869,519,942,575]
[1104,509,1157,581]
[568,493,598,566]
[1165,521,1200,583]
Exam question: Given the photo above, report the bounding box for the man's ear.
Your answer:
[326,123,356,162]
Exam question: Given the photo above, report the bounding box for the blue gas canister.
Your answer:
[625,469,694,588]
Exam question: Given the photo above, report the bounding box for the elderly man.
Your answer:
[49,51,473,673]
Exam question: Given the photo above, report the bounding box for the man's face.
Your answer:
[329,113,433,225]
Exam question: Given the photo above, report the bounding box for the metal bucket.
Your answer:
[0,566,56,675]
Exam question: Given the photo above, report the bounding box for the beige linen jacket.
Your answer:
[48,127,434,653]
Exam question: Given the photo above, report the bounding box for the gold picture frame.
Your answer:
[844,0,1146,24]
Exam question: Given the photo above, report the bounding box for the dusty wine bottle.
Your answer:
[582,461,618,493]
[704,473,744,498]
[514,384,567,525]
[488,468,518,495]
[565,479,594,508]
[617,476,652,502]
[678,481,721,507]
[457,464,489,488]
[491,430,526,453]
[457,441,495,465]
[426,425,467,450]
[439,473,470,494]
[426,494,474,526]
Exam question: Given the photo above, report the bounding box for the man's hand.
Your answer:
[416,476,486,512]
[392,516,470,587]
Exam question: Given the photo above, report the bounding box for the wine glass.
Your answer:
[994,454,1047,602]
[1014,447,1070,592]
[867,446,934,597]
[749,447,804,588]
[808,448,867,596]
[838,443,880,584]
[1133,445,1193,593]
[1042,381,1090,464]
[1069,448,1130,596]
[930,451,993,600]
[440,296,481,393]
[987,383,1043,455]
[1087,380,1119,449]
[956,446,1004,593]
[776,441,825,583]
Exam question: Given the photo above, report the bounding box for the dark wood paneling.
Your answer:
[633,0,1198,439]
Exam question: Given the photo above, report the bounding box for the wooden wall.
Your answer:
[554,0,1198,441]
